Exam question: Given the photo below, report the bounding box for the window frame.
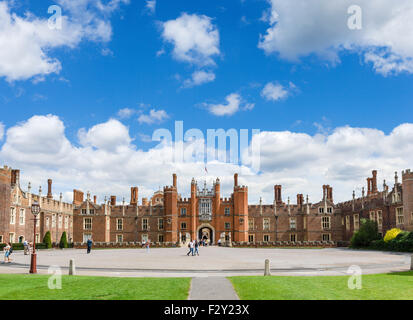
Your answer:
[321,216,331,230]
[117,218,123,231]
[396,207,404,225]
[83,217,92,230]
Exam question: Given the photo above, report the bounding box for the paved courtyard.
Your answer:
[0,247,411,277]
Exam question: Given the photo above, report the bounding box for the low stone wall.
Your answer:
[73,240,345,249]
[230,241,338,248]
[73,242,180,249]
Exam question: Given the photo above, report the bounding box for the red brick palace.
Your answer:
[1,165,412,246]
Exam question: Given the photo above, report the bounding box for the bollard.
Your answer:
[264,259,271,276]
[69,259,76,276]
[411,255,413,271]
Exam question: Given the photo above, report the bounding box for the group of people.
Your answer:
[187,240,200,256]
[2,241,34,263]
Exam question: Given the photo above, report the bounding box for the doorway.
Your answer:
[198,227,213,244]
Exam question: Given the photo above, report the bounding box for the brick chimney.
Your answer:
[110,196,116,206]
[234,173,238,187]
[47,179,53,199]
[130,187,138,205]
[173,173,177,188]
[297,194,304,208]
[274,185,282,204]
[73,189,84,205]
[11,169,20,186]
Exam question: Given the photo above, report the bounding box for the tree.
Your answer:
[350,218,380,248]
[43,231,52,249]
[59,231,68,249]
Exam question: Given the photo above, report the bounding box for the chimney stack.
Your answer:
[173,173,177,188]
[47,179,53,199]
[327,185,333,202]
[297,194,304,208]
[130,187,138,205]
[234,173,238,187]
[110,196,116,206]
[372,170,378,193]
[274,185,282,204]
[11,170,20,186]
[93,195,97,204]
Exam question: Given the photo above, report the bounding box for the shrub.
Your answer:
[43,231,52,249]
[59,232,68,249]
[0,243,46,250]
[395,231,410,242]
[384,228,402,242]
[350,219,380,248]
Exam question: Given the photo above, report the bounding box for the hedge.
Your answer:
[0,243,48,251]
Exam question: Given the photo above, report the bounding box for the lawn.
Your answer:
[229,271,413,300]
[0,274,191,300]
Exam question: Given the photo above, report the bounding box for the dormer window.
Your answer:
[318,207,324,214]
[327,207,333,214]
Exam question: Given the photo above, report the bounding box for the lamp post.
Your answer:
[30,201,40,274]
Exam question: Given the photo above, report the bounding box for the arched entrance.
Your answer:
[18,236,24,243]
[197,224,215,244]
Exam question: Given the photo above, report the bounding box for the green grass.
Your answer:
[0,274,191,300]
[229,272,413,300]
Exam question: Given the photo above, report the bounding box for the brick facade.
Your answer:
[1,164,412,246]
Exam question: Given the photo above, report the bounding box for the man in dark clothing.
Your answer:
[86,238,93,254]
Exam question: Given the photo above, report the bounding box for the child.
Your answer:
[3,243,11,263]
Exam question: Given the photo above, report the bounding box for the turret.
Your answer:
[233,174,248,242]
[402,169,413,230]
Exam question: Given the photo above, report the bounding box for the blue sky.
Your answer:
[0,0,412,203]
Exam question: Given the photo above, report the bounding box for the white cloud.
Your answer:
[117,108,136,119]
[182,70,216,88]
[259,0,413,76]
[161,13,220,67]
[261,82,293,101]
[0,0,128,81]
[0,114,412,205]
[206,93,241,116]
[205,93,255,116]
[145,0,156,15]
[138,109,169,125]
[0,122,4,140]
[78,119,132,152]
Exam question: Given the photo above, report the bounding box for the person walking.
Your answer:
[23,240,29,255]
[194,240,199,256]
[86,238,93,254]
[187,240,194,256]
[146,240,150,253]
[3,243,10,263]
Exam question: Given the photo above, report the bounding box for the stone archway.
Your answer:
[197,223,216,245]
